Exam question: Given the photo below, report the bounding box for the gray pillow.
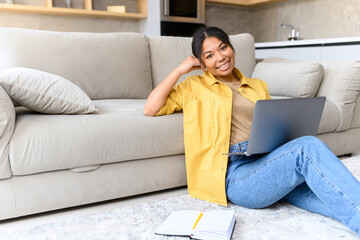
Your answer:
[0,68,97,114]
[251,57,324,98]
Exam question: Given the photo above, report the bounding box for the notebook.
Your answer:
[155,210,236,240]
[224,97,326,156]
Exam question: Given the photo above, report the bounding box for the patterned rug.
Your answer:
[1,157,360,240]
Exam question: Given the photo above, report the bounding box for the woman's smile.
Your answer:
[216,61,230,71]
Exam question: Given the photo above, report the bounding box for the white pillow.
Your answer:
[251,57,324,98]
[0,68,97,114]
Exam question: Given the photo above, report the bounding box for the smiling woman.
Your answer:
[143,26,360,237]
[143,26,270,205]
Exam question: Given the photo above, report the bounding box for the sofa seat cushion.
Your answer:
[9,100,184,176]
[270,95,339,134]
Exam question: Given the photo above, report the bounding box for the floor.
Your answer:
[0,187,188,232]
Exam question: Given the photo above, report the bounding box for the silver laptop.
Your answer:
[224,97,326,156]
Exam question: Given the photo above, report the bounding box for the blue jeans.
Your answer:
[226,136,360,236]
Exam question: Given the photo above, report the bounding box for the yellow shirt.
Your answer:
[156,68,271,206]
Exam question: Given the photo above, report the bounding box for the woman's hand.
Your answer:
[175,56,203,75]
[144,56,203,117]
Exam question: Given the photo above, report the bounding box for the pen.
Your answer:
[192,211,203,230]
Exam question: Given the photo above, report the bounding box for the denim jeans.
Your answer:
[226,136,360,236]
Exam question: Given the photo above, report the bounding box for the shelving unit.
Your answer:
[206,0,288,7]
[0,0,147,19]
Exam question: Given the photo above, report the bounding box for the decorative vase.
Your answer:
[6,0,15,4]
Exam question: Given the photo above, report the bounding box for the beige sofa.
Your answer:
[0,28,359,220]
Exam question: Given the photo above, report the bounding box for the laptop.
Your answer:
[224,97,326,156]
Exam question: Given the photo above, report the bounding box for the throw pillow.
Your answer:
[251,57,324,98]
[0,67,97,114]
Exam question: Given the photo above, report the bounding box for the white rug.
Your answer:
[1,157,360,240]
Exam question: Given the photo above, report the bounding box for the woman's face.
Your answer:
[201,36,235,80]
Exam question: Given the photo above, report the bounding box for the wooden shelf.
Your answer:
[206,0,288,7]
[0,0,147,19]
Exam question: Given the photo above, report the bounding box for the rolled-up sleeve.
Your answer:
[155,78,190,117]
[262,81,271,100]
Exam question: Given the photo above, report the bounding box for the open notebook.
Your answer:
[155,210,236,240]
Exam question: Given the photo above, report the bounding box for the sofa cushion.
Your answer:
[0,68,97,114]
[148,36,202,88]
[148,33,256,88]
[261,57,360,132]
[0,28,152,100]
[9,100,184,176]
[230,34,257,79]
[251,57,324,97]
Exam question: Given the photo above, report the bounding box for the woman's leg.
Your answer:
[226,136,360,235]
[281,182,340,220]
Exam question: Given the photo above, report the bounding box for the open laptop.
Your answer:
[224,97,326,156]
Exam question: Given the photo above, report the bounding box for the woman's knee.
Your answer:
[293,136,336,166]
[294,136,330,152]
[296,135,322,145]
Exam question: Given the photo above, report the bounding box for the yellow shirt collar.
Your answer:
[201,67,253,89]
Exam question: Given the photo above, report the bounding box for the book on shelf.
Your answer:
[155,210,236,240]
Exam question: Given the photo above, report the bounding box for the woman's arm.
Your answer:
[144,56,202,117]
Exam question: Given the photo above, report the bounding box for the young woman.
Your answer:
[144,27,360,236]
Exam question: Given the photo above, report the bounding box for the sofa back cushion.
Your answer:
[0,28,152,99]
[149,33,256,88]
[251,57,324,98]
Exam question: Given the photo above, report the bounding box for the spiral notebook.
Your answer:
[155,210,236,240]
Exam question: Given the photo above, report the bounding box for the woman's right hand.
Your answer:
[144,56,203,117]
[175,56,203,75]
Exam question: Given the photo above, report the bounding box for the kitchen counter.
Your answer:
[254,36,360,61]
[255,36,360,49]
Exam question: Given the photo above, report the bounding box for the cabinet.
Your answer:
[0,0,147,19]
[206,0,288,7]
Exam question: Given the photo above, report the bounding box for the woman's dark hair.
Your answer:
[192,26,235,62]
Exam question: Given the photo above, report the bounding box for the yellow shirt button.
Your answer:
[241,89,246,94]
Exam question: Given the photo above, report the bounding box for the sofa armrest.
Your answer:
[317,61,360,132]
[350,94,360,129]
[255,58,264,64]
[0,85,15,179]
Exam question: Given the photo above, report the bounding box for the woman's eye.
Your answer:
[221,45,227,51]
[206,54,213,59]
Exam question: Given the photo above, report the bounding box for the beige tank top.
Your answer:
[223,80,255,146]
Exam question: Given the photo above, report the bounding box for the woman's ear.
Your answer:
[200,62,207,72]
